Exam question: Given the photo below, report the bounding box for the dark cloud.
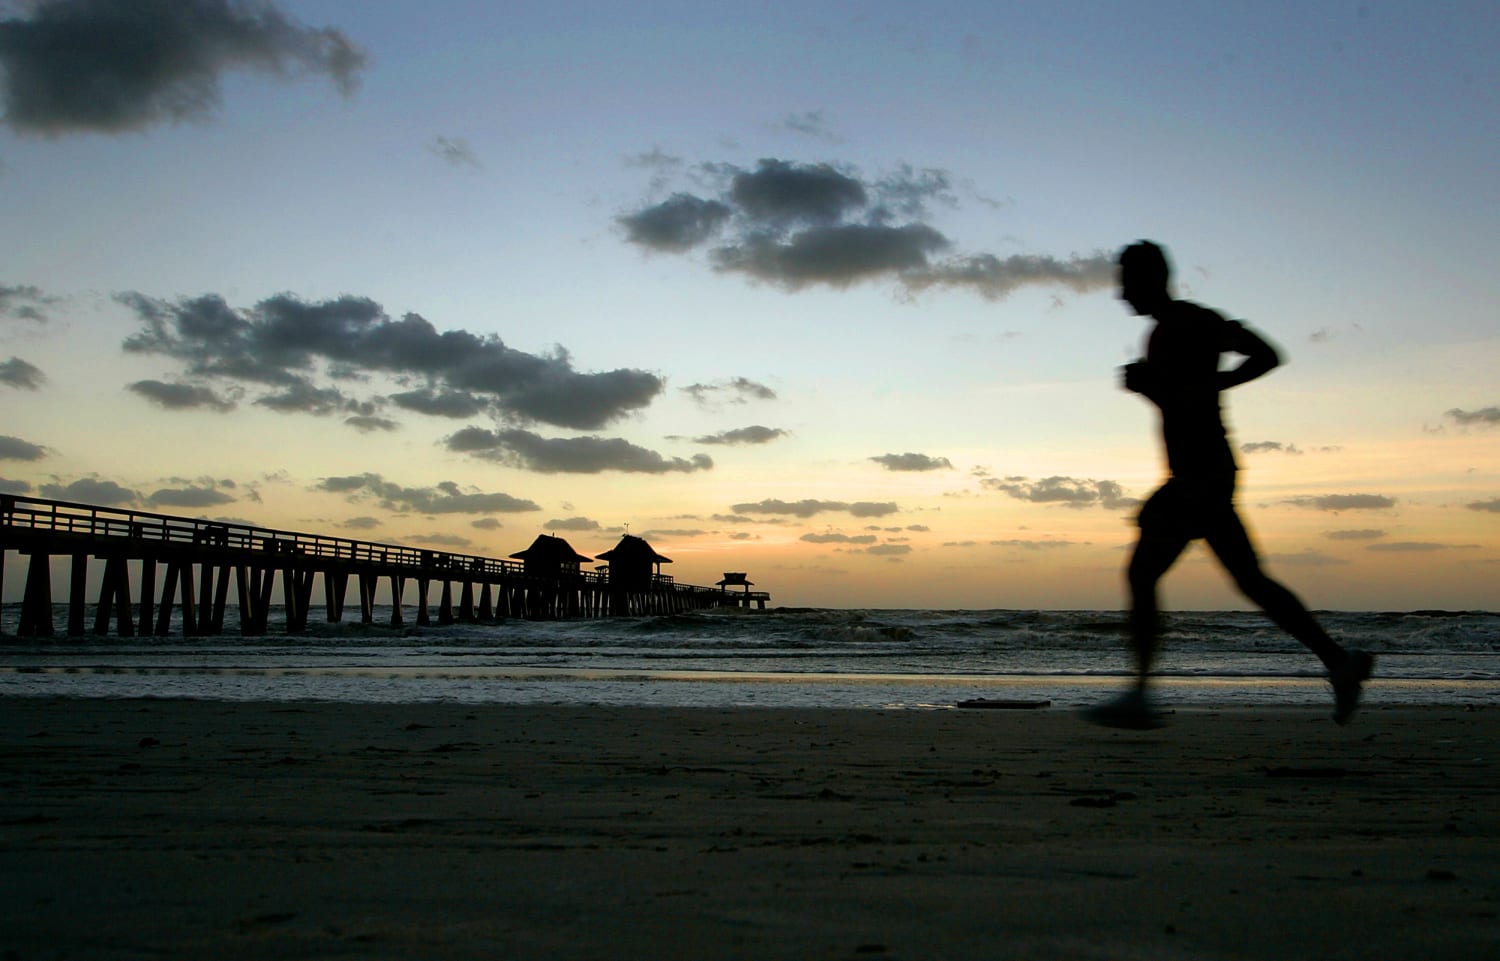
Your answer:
[38,476,139,505]
[801,532,878,545]
[127,378,235,411]
[1241,440,1302,455]
[0,0,366,136]
[1324,529,1387,541]
[448,427,713,474]
[713,223,948,289]
[119,291,664,430]
[863,543,911,557]
[1446,406,1500,427]
[148,486,235,508]
[693,425,786,446]
[682,377,777,407]
[545,516,601,532]
[990,539,1080,550]
[0,283,57,321]
[0,477,31,494]
[344,415,398,433]
[984,475,1137,510]
[341,516,381,530]
[470,517,501,530]
[429,135,480,169]
[1366,541,1477,552]
[618,193,733,252]
[620,157,1113,299]
[1467,499,1500,513]
[1284,494,1396,512]
[0,356,44,389]
[731,498,899,519]
[871,452,952,472]
[314,473,540,515]
[410,532,473,549]
[0,434,47,460]
[389,387,486,419]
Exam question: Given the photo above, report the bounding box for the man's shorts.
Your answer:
[1136,476,1239,541]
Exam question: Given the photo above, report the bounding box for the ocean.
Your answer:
[2,606,1496,711]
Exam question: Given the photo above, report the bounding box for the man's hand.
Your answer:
[1121,360,1157,398]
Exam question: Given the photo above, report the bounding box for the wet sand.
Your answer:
[2,698,1496,959]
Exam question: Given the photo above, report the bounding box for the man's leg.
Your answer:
[1126,528,1191,684]
[1206,508,1374,724]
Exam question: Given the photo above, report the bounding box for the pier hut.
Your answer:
[509,534,592,578]
[595,534,672,615]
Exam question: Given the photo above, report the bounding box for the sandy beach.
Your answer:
[2,698,1495,960]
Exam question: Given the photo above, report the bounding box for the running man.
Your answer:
[1087,241,1373,729]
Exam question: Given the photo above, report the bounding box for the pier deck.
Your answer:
[0,495,769,637]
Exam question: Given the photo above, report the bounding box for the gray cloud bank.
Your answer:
[447,427,712,475]
[120,291,663,431]
[984,475,1137,510]
[314,474,540,515]
[731,498,899,519]
[620,157,1113,299]
[0,0,366,136]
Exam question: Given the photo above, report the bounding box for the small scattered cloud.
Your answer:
[0,356,45,390]
[545,516,601,532]
[127,379,236,411]
[344,415,398,433]
[447,427,713,474]
[1324,529,1387,541]
[871,452,952,472]
[1446,406,1500,427]
[983,475,1137,510]
[779,109,842,142]
[1241,441,1302,455]
[429,135,481,169]
[470,517,502,530]
[0,477,32,494]
[692,425,786,446]
[409,532,473,549]
[38,476,139,505]
[1367,541,1479,552]
[1466,498,1500,513]
[682,378,777,407]
[863,543,912,557]
[1285,494,1396,512]
[0,0,366,137]
[732,498,899,519]
[0,284,58,321]
[341,516,382,530]
[990,539,1079,550]
[620,157,1113,300]
[1265,550,1349,567]
[148,485,236,508]
[314,473,541,514]
[0,434,46,461]
[801,532,878,545]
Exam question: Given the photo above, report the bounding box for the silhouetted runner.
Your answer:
[1086,241,1373,729]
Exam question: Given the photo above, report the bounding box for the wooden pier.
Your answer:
[0,495,770,638]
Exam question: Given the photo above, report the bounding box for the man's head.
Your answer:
[1118,240,1172,315]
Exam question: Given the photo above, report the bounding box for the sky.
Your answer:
[1,0,1497,610]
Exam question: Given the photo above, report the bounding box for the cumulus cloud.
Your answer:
[314,474,540,515]
[0,0,366,136]
[1285,494,1396,511]
[1446,406,1500,427]
[0,477,32,494]
[119,291,663,430]
[0,434,47,460]
[148,485,236,508]
[0,283,58,321]
[38,476,139,505]
[545,516,601,532]
[344,415,398,433]
[0,356,44,390]
[127,378,236,411]
[984,475,1137,510]
[731,498,899,519]
[429,135,481,169]
[341,516,382,530]
[681,377,777,407]
[1467,498,1500,513]
[871,452,952,472]
[1241,440,1302,455]
[801,532,878,545]
[692,425,786,446]
[446,427,712,474]
[620,157,1113,299]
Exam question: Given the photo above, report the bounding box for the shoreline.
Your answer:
[3,698,1496,959]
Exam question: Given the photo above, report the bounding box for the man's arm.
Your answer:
[1218,320,1281,390]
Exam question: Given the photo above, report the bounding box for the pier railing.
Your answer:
[0,494,769,637]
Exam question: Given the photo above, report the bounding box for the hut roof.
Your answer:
[717,573,753,586]
[509,533,593,564]
[595,533,672,564]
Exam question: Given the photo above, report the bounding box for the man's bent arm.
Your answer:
[1218,321,1281,390]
